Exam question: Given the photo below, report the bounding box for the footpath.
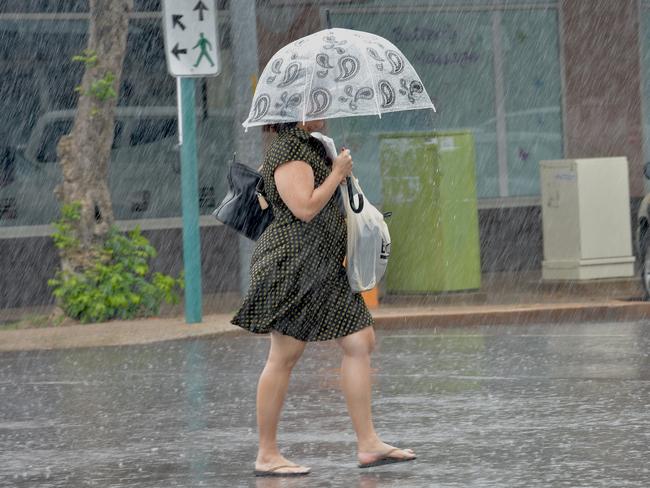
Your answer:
[1,271,649,352]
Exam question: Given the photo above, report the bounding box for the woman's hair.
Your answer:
[263,122,298,133]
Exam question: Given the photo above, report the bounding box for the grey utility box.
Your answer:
[540,157,634,280]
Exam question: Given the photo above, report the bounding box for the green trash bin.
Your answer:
[380,131,481,293]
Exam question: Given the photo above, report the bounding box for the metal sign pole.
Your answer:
[178,77,202,324]
[163,0,221,324]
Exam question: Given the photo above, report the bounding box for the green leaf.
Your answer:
[49,221,182,323]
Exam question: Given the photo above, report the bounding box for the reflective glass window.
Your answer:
[330,3,562,200]
[501,9,563,197]
[0,11,234,226]
[0,1,89,13]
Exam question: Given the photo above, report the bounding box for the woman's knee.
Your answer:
[268,349,302,370]
[267,333,306,370]
[339,327,375,357]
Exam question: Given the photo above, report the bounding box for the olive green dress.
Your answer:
[231,126,373,342]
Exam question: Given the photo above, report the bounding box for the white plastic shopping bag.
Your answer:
[340,175,391,292]
[310,132,391,292]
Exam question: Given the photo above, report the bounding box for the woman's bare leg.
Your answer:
[336,326,416,464]
[255,331,309,474]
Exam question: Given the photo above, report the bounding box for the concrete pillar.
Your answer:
[230,0,263,294]
[561,0,644,197]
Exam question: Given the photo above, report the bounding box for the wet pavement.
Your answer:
[1,321,649,487]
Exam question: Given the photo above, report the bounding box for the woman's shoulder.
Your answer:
[266,131,309,166]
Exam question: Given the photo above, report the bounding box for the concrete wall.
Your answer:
[2,199,642,311]
[0,226,240,310]
[479,200,642,274]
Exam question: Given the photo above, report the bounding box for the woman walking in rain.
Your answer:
[232,119,416,477]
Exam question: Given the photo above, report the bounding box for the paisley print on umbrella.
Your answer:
[242,28,435,128]
[378,80,395,108]
[366,47,385,71]
[335,55,360,82]
[338,85,374,111]
[307,87,332,116]
[250,94,271,122]
[316,53,334,78]
[275,91,303,116]
[323,32,348,55]
[386,50,405,75]
[278,62,305,88]
[266,58,284,84]
[399,79,424,103]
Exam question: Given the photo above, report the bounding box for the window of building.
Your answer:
[36,120,72,163]
[129,118,177,147]
[0,1,89,13]
[501,8,563,197]
[329,1,563,203]
[0,8,234,229]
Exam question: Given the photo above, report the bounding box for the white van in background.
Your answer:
[0,107,232,229]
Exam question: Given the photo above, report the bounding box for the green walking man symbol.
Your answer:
[192,32,214,67]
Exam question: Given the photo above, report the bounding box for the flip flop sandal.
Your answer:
[358,448,417,469]
[253,465,311,477]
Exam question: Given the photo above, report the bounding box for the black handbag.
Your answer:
[212,154,274,241]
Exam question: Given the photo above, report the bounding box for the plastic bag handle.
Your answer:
[346,176,364,213]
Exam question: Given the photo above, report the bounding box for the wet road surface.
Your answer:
[1,321,649,487]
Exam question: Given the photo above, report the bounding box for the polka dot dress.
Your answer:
[231,126,374,342]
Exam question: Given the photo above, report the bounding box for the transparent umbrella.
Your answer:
[243,27,436,212]
[243,27,436,128]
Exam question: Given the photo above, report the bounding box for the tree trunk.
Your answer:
[55,0,133,271]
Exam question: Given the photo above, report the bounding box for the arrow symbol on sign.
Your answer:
[172,14,185,30]
[193,1,208,21]
[172,43,187,60]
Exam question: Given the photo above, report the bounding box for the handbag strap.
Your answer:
[231,151,266,195]
[255,176,265,195]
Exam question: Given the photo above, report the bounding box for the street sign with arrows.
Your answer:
[162,0,220,77]
[161,0,223,324]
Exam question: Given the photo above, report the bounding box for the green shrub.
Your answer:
[49,203,184,323]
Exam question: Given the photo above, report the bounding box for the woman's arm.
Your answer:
[275,149,352,223]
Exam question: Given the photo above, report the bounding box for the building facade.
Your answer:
[0,0,647,309]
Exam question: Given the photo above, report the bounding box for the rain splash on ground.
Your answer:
[1,321,649,487]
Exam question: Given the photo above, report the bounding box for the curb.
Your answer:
[372,301,650,329]
[0,315,240,353]
[1,301,649,353]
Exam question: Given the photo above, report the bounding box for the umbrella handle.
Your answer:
[347,176,364,213]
